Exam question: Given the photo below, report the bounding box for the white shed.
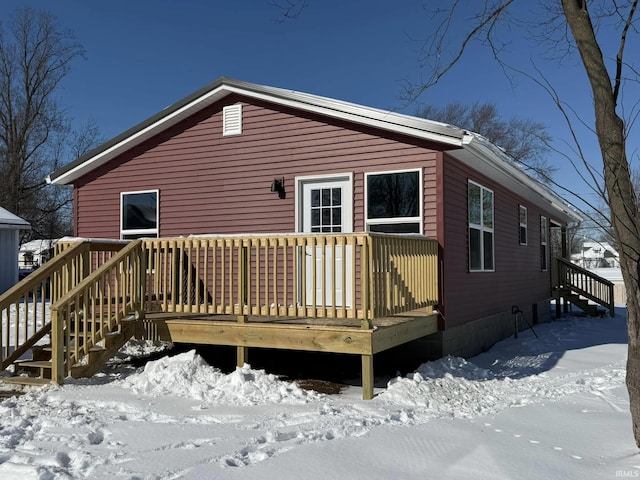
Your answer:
[0,207,30,294]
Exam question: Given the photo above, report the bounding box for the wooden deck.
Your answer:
[4,236,613,399]
[145,309,439,399]
[1,234,440,400]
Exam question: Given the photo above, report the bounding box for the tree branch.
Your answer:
[406,0,515,103]
[613,0,639,104]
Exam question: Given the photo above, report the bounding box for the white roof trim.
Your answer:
[49,85,232,185]
[448,133,581,224]
[0,207,30,230]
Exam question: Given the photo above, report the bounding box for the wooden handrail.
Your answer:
[0,241,89,308]
[554,257,615,317]
[0,241,90,369]
[0,240,129,371]
[51,240,144,383]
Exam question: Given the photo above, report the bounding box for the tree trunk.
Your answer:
[562,0,640,447]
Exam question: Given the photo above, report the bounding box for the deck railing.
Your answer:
[53,240,127,297]
[142,233,439,322]
[3,233,438,381]
[0,240,126,370]
[553,256,615,316]
[50,240,144,382]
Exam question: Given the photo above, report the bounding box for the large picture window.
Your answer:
[121,190,159,239]
[365,169,421,233]
[468,181,494,271]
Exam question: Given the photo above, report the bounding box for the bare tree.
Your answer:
[418,101,556,182]
[0,7,86,239]
[410,0,640,447]
[269,0,309,21]
[34,119,103,240]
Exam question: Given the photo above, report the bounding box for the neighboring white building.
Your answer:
[570,241,625,306]
[19,239,58,270]
[571,241,620,269]
[0,207,30,294]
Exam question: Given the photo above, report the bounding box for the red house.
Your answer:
[46,77,590,354]
[0,77,608,397]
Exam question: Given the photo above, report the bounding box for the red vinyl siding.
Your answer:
[440,153,558,328]
[72,93,563,334]
[74,96,441,239]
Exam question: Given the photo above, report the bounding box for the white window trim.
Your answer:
[519,205,528,245]
[294,173,353,233]
[120,189,159,239]
[364,168,423,234]
[468,180,495,272]
[541,215,548,271]
[223,104,242,136]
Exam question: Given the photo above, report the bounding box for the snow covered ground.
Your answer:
[0,309,637,479]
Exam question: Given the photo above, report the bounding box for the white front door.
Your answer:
[299,176,353,307]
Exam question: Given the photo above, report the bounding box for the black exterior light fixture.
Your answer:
[271,177,285,198]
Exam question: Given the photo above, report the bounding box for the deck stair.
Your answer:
[562,293,605,317]
[4,317,138,386]
[553,257,615,317]
[0,239,138,388]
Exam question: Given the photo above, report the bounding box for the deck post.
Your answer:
[236,314,248,366]
[51,308,65,384]
[137,242,146,320]
[361,354,374,400]
[608,283,615,317]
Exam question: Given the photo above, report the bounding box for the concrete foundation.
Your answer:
[412,299,552,360]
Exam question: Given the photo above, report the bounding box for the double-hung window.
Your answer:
[540,216,548,271]
[365,169,421,233]
[519,205,527,245]
[468,181,494,271]
[121,190,159,239]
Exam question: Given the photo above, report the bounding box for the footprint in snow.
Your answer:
[491,425,582,461]
[88,429,104,445]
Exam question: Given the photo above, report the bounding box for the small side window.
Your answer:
[519,205,527,245]
[540,216,548,271]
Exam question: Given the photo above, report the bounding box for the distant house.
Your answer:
[0,207,30,294]
[46,77,583,359]
[569,241,624,306]
[18,239,58,271]
[572,241,620,269]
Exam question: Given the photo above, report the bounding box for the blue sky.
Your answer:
[1,1,636,229]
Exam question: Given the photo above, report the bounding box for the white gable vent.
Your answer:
[223,104,242,136]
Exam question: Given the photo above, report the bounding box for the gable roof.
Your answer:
[0,207,30,230]
[47,77,581,224]
[579,241,619,260]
